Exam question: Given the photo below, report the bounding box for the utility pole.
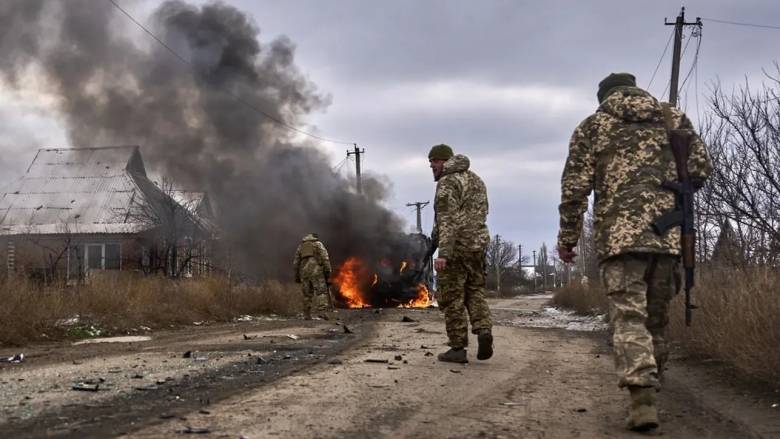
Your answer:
[494,235,502,295]
[346,143,365,194]
[406,201,430,233]
[532,250,537,292]
[665,7,702,107]
[517,244,522,269]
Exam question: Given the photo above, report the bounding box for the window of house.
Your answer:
[105,243,121,270]
[86,244,103,270]
[71,243,122,273]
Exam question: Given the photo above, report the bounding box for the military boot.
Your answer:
[437,348,468,364]
[626,386,659,431]
[476,329,493,360]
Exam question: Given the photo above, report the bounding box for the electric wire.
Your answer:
[331,157,347,173]
[647,27,675,90]
[108,0,354,146]
[702,17,780,31]
[679,29,702,112]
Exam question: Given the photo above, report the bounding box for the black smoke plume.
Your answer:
[0,0,405,279]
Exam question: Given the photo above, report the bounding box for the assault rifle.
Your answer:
[651,129,699,326]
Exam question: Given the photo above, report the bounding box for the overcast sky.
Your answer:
[1,0,778,258]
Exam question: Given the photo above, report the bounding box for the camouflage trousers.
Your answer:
[437,249,493,349]
[600,253,679,389]
[301,274,331,317]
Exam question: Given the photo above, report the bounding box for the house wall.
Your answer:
[5,234,145,282]
[2,233,215,281]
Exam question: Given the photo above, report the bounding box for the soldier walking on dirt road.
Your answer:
[293,233,333,320]
[428,144,494,364]
[557,73,712,431]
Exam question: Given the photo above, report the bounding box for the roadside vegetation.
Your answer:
[0,274,301,346]
[552,268,780,385]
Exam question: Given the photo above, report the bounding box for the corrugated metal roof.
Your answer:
[0,146,168,236]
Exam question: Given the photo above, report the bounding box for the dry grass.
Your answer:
[668,266,780,384]
[552,267,780,385]
[0,273,302,346]
[551,282,609,315]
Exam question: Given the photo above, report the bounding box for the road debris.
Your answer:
[500,402,523,407]
[424,352,434,357]
[365,359,389,364]
[177,426,210,434]
[182,351,192,358]
[134,385,159,391]
[449,369,462,374]
[401,316,417,322]
[394,355,403,361]
[0,353,24,363]
[343,324,353,334]
[286,334,300,340]
[72,382,101,392]
[387,366,400,370]
[328,358,343,365]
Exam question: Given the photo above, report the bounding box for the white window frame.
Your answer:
[82,242,122,271]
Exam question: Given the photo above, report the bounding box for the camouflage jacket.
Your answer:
[558,86,712,261]
[293,234,332,281]
[432,154,490,258]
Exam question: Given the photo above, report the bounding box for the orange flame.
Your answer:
[331,257,371,308]
[402,283,431,308]
[332,257,432,309]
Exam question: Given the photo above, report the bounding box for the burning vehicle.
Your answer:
[332,233,434,308]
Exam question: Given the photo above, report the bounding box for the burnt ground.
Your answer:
[1,296,778,438]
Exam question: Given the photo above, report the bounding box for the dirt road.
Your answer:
[1,296,778,438]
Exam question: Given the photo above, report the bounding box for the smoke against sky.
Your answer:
[0,0,403,278]
[1,0,778,259]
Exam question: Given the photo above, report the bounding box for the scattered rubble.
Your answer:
[365,359,389,364]
[286,334,300,340]
[401,316,417,322]
[0,353,24,363]
[177,426,210,434]
[342,324,353,334]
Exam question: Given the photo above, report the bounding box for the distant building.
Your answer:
[0,146,216,282]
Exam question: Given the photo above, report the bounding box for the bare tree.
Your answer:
[699,65,780,265]
[575,207,599,283]
[126,177,209,278]
[486,234,517,295]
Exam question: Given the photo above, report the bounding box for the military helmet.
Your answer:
[428,144,454,161]
[597,72,636,103]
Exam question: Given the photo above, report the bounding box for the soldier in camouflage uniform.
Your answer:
[557,73,712,431]
[293,234,333,320]
[428,144,493,364]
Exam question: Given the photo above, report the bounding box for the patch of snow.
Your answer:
[73,336,152,345]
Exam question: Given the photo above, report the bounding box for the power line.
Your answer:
[647,27,675,90]
[702,17,780,31]
[680,32,702,90]
[108,0,354,145]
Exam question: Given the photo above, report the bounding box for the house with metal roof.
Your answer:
[0,146,215,282]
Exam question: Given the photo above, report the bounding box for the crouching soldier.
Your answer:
[293,233,333,319]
